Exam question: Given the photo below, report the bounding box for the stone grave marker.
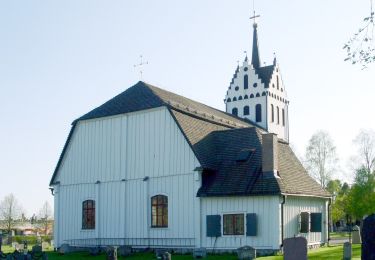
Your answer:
[58,244,71,254]
[41,242,49,251]
[106,246,117,260]
[193,247,207,258]
[352,225,361,244]
[155,249,170,260]
[118,245,132,257]
[237,246,256,260]
[283,237,307,260]
[362,214,375,260]
[343,242,352,260]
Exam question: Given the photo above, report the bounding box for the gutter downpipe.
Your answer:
[280,195,286,251]
[328,197,332,245]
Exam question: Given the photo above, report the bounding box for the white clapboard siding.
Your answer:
[53,107,200,247]
[283,196,328,245]
[200,196,280,250]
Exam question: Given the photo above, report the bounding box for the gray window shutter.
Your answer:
[206,215,221,237]
[300,212,309,233]
[310,213,322,232]
[246,213,257,236]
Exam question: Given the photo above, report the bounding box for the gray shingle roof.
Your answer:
[50,81,330,198]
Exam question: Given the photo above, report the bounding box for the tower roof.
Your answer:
[251,23,261,69]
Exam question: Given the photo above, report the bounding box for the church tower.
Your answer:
[224,20,289,142]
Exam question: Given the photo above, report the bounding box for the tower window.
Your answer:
[232,108,238,116]
[244,75,249,89]
[271,104,274,123]
[233,97,237,101]
[256,93,260,97]
[272,84,275,88]
[277,106,280,124]
[227,98,231,102]
[256,104,261,122]
[250,94,254,98]
[282,109,285,126]
[253,83,258,88]
[235,86,239,91]
[277,76,279,90]
[238,96,243,100]
[262,91,266,96]
[244,106,250,116]
[244,67,248,71]
[244,95,249,99]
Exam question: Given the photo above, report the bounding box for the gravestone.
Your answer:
[283,237,307,260]
[343,242,352,260]
[237,246,256,260]
[352,225,361,244]
[41,242,49,251]
[362,214,375,260]
[193,247,207,258]
[118,246,132,257]
[155,249,170,260]
[106,246,117,260]
[32,245,42,253]
[58,244,71,254]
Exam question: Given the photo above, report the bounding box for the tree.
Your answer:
[326,179,342,197]
[353,129,375,174]
[37,201,53,235]
[0,194,23,234]
[343,0,375,68]
[305,131,338,188]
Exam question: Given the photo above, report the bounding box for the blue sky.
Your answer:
[0,0,374,215]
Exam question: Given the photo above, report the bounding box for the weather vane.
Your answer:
[134,55,148,80]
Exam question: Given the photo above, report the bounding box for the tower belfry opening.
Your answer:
[224,15,290,142]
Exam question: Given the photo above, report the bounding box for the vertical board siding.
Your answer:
[200,196,280,250]
[283,196,328,245]
[54,107,200,247]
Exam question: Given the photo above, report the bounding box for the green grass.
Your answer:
[330,232,350,239]
[0,244,361,259]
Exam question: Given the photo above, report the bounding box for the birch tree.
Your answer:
[0,194,22,234]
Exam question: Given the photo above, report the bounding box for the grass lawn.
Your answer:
[0,244,361,259]
[330,232,350,239]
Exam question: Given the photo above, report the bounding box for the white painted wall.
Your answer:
[53,107,200,248]
[283,196,329,245]
[200,196,280,250]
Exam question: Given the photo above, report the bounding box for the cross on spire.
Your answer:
[250,11,260,25]
[134,55,148,80]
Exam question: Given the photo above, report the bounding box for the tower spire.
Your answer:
[250,11,261,69]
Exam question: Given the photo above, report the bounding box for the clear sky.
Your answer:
[0,0,374,215]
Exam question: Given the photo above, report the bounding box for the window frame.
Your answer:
[243,106,250,116]
[82,199,95,230]
[244,75,249,89]
[255,104,262,122]
[232,107,238,116]
[151,194,168,228]
[223,213,245,236]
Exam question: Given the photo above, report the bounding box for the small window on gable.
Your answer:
[238,96,243,100]
[271,104,274,122]
[253,83,258,88]
[227,98,231,102]
[272,84,275,88]
[256,104,262,122]
[232,107,238,116]
[282,109,285,126]
[235,86,239,91]
[151,195,168,228]
[277,76,280,89]
[256,93,260,97]
[244,67,248,71]
[236,148,254,162]
[262,91,266,96]
[82,200,95,230]
[244,75,249,89]
[243,106,250,116]
[223,214,244,235]
[244,95,249,99]
[233,97,237,101]
[250,94,254,98]
[277,106,280,124]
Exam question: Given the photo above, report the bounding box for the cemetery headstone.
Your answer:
[193,247,207,258]
[118,246,132,257]
[362,214,375,260]
[106,246,118,260]
[352,225,361,244]
[161,252,171,260]
[58,244,71,254]
[343,242,352,260]
[155,249,168,260]
[283,237,307,260]
[237,246,256,260]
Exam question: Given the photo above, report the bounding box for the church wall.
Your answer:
[283,196,329,245]
[200,196,280,250]
[53,107,200,248]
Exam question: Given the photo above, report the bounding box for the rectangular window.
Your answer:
[82,200,95,230]
[300,212,309,233]
[151,195,168,228]
[282,109,285,126]
[223,214,244,235]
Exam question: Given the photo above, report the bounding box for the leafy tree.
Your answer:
[353,129,375,173]
[0,194,23,234]
[326,179,342,197]
[305,131,338,187]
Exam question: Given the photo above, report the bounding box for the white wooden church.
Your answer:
[50,20,331,254]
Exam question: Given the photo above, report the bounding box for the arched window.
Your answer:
[235,86,239,91]
[233,97,237,101]
[243,106,250,116]
[227,98,231,102]
[151,195,168,228]
[250,94,254,98]
[277,106,280,124]
[238,96,243,100]
[256,93,260,97]
[253,83,258,88]
[244,75,249,89]
[282,109,285,126]
[277,76,279,90]
[262,91,266,96]
[256,104,262,122]
[82,200,95,230]
[232,107,238,116]
[244,95,249,99]
[271,104,274,122]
